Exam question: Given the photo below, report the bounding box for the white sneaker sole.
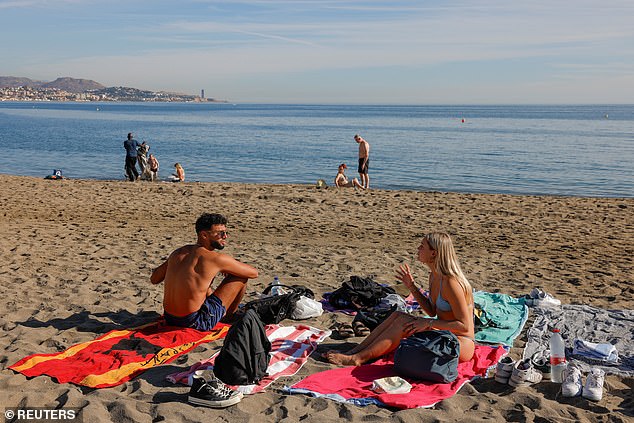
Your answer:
[582,391,602,401]
[562,386,582,397]
[188,393,243,408]
[508,374,542,387]
[494,374,510,384]
[508,378,532,387]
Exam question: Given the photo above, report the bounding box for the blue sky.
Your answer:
[1,0,633,104]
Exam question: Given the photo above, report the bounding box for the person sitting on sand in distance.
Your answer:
[170,163,185,182]
[150,213,258,330]
[325,232,475,365]
[334,163,365,189]
[137,141,150,174]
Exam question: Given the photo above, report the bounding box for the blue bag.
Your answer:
[393,330,460,383]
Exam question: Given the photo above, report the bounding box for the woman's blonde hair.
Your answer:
[424,233,473,304]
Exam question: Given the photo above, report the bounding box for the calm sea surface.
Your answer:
[0,102,632,197]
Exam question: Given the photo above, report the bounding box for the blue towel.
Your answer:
[473,291,529,347]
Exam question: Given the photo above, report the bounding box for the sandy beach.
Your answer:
[0,174,632,422]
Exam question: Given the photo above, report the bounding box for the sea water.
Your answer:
[0,102,632,197]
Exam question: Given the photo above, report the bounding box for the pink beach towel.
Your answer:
[167,323,331,394]
[287,345,506,409]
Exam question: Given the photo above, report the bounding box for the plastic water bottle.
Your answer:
[549,328,567,383]
[270,276,281,296]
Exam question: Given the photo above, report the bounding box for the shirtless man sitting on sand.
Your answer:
[150,213,258,330]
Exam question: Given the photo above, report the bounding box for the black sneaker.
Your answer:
[188,370,243,408]
[531,351,552,381]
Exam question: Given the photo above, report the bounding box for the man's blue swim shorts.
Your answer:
[163,294,226,331]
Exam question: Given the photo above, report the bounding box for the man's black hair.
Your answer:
[195,213,228,233]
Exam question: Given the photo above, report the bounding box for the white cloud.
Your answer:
[0,0,85,9]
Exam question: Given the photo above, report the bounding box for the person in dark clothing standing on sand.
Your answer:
[123,132,140,181]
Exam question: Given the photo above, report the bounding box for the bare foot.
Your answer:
[324,351,361,366]
[344,347,361,355]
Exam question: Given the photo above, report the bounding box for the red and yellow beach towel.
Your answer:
[10,321,229,388]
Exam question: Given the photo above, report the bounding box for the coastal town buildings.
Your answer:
[0,86,210,102]
[0,86,103,101]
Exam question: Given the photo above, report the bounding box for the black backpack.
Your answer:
[214,309,271,385]
[329,276,396,310]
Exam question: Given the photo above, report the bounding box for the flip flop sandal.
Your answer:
[352,321,371,337]
[336,322,355,339]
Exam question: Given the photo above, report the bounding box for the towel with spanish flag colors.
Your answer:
[9,321,229,388]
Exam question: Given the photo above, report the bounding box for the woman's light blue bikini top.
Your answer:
[435,276,452,312]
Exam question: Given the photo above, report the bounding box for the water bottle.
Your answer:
[549,328,566,383]
[270,276,281,296]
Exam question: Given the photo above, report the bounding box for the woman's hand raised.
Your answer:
[395,263,416,291]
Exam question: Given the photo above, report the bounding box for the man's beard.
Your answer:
[211,240,225,250]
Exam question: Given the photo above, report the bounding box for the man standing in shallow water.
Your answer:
[355,134,370,189]
[150,213,258,330]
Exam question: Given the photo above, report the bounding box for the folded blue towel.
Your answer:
[572,338,619,364]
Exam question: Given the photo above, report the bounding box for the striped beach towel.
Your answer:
[10,321,229,388]
[167,323,331,394]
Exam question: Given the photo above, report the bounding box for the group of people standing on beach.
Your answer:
[123,133,159,182]
[150,211,474,407]
[123,133,184,182]
[125,132,369,188]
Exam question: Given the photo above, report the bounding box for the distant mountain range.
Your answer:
[0,76,105,93]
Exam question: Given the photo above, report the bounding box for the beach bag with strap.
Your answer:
[291,295,323,320]
[244,284,311,325]
[213,309,271,385]
[393,330,460,383]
